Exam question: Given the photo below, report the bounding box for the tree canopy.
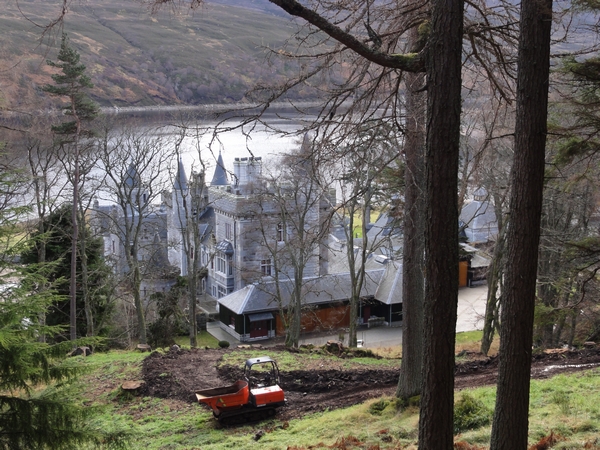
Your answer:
[0,166,127,450]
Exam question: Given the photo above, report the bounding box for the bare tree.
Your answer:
[94,126,175,345]
[22,126,68,341]
[168,119,213,348]
[462,99,514,356]
[247,139,334,348]
[331,122,401,347]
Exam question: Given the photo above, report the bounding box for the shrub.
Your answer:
[218,340,230,348]
[454,392,493,434]
[368,398,389,415]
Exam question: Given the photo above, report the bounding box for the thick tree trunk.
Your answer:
[418,0,463,447]
[396,64,426,400]
[490,0,552,446]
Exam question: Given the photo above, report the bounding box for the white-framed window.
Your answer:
[261,258,272,276]
[225,222,232,240]
[277,222,285,242]
[216,252,227,274]
[218,285,227,298]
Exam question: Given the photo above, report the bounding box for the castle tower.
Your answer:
[172,158,189,230]
[170,159,191,275]
[211,151,228,186]
[124,162,148,216]
[233,156,262,194]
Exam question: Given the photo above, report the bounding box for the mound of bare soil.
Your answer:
[140,345,600,421]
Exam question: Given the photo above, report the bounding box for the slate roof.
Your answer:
[125,163,141,188]
[174,159,188,191]
[460,200,498,243]
[374,260,403,305]
[367,213,401,240]
[211,152,228,186]
[460,243,492,269]
[219,270,386,315]
[327,237,395,274]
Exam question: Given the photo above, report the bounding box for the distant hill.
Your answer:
[0,0,325,110]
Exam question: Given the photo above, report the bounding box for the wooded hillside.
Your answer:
[1,0,325,109]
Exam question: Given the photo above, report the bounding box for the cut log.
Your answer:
[121,380,145,392]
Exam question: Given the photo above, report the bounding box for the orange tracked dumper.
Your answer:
[195,356,286,425]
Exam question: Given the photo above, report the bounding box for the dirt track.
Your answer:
[140,346,600,421]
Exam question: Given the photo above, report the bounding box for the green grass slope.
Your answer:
[73,340,600,449]
[1,0,320,109]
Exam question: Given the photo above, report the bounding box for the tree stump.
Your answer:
[324,340,345,355]
[136,344,152,352]
[121,380,145,396]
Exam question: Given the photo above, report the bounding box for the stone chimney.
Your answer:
[233,156,262,187]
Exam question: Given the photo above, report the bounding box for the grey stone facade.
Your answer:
[204,155,332,300]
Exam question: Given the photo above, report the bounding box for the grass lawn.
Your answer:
[72,333,600,449]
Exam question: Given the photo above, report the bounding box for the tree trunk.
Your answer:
[480,224,506,355]
[348,199,369,349]
[347,211,359,348]
[70,142,79,344]
[132,265,148,345]
[418,0,463,447]
[490,0,552,446]
[79,212,93,337]
[188,210,198,348]
[188,272,198,348]
[396,57,426,399]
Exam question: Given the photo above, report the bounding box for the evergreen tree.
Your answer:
[0,166,126,450]
[42,33,99,139]
[21,203,115,341]
[42,33,99,343]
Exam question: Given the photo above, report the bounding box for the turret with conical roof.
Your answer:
[124,162,148,214]
[174,158,188,191]
[125,162,144,188]
[170,160,191,276]
[211,151,228,186]
[172,159,190,229]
